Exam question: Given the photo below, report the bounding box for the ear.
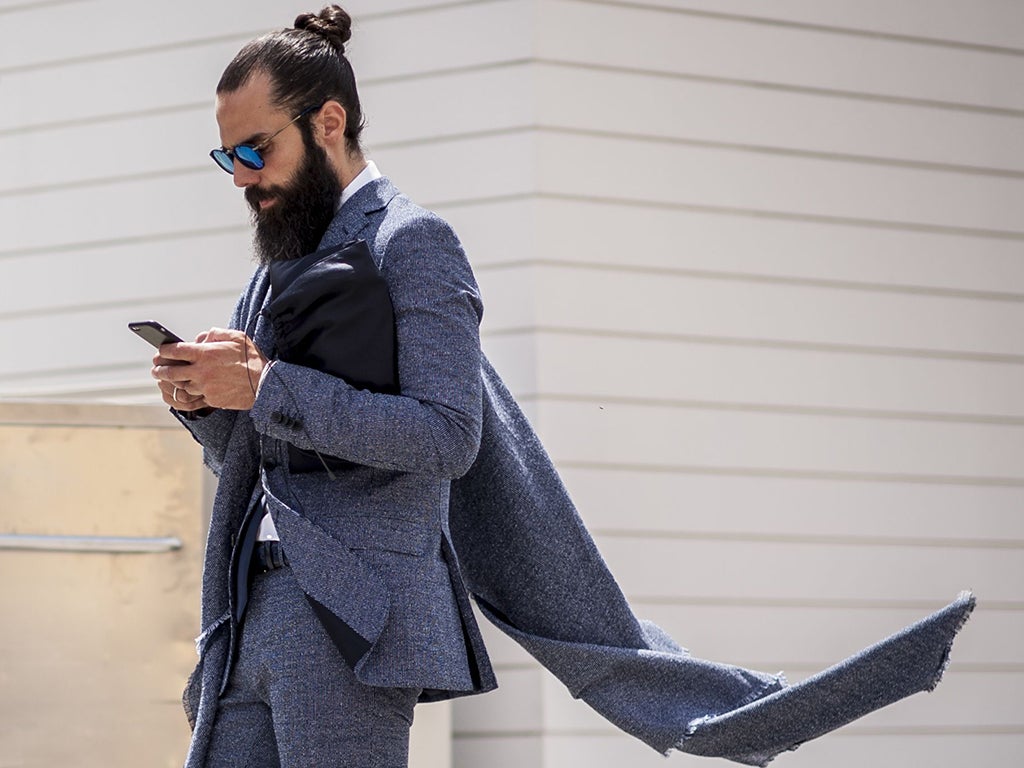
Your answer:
[316,101,348,150]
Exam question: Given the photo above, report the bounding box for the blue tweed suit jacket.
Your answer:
[178,178,495,766]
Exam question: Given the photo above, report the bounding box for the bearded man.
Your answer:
[151,7,494,767]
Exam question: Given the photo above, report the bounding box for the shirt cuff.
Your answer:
[256,360,277,399]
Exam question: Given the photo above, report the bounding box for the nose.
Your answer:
[232,163,260,188]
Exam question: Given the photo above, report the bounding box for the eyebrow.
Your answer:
[221,131,269,151]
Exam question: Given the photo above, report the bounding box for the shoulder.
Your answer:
[378,192,460,253]
[375,191,468,275]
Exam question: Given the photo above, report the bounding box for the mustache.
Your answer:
[245,184,286,213]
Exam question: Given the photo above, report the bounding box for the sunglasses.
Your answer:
[210,103,324,174]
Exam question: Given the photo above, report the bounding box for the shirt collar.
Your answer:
[338,160,382,210]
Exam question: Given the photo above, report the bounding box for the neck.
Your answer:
[336,152,367,191]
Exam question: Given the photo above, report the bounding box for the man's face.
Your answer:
[215,72,341,263]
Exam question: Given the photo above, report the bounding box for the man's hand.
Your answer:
[152,328,269,411]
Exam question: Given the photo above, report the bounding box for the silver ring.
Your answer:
[173,387,182,403]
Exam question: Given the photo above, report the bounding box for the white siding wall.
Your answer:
[1,1,1021,767]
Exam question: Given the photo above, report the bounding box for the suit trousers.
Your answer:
[203,565,422,768]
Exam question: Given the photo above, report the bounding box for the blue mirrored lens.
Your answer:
[210,149,234,174]
[234,145,265,170]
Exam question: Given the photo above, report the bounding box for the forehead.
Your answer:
[214,71,287,146]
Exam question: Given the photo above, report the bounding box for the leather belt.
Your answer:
[253,540,288,574]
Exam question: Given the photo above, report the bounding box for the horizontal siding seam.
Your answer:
[7,123,1022,195]
[0,362,151,384]
[0,289,241,323]
[0,0,83,17]
[0,102,209,138]
[453,725,1024,739]
[566,0,1024,57]
[437,192,1024,241]
[0,166,210,199]
[628,595,1024,611]
[535,58,1024,118]
[0,225,249,261]
[6,123,1024,198]
[482,326,1024,366]
[554,460,1024,488]
[520,392,1024,427]
[591,528,1024,550]
[475,259,1024,303]
[536,125,1024,179]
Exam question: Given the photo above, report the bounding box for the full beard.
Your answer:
[246,138,342,265]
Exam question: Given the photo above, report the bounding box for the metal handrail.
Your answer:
[0,534,182,553]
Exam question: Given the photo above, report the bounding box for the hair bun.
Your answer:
[295,5,353,54]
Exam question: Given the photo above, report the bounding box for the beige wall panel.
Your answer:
[596,537,1017,602]
[527,198,1024,295]
[558,468,1024,540]
[536,134,1024,234]
[517,334,1024,418]
[537,0,1024,110]
[0,230,251,317]
[621,0,1024,50]
[535,63,1024,172]
[478,266,1024,357]
[537,400,1024,479]
[631,603,1023,669]
[0,409,204,767]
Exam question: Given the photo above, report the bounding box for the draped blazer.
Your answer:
[176,177,975,768]
[178,177,496,768]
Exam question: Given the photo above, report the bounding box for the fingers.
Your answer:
[151,361,194,384]
[157,381,208,411]
[156,341,204,363]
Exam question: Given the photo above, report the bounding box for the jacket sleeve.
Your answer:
[248,214,484,479]
[173,408,239,477]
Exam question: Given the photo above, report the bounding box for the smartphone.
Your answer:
[128,320,184,349]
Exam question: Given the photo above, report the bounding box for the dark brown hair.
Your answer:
[217,5,365,154]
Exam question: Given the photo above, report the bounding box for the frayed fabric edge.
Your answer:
[666,591,976,766]
[926,590,976,693]
[665,671,790,764]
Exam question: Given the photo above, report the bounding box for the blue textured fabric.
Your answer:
[449,354,975,765]
[205,567,420,768]
[176,177,974,767]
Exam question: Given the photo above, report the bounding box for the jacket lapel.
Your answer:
[318,176,400,252]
